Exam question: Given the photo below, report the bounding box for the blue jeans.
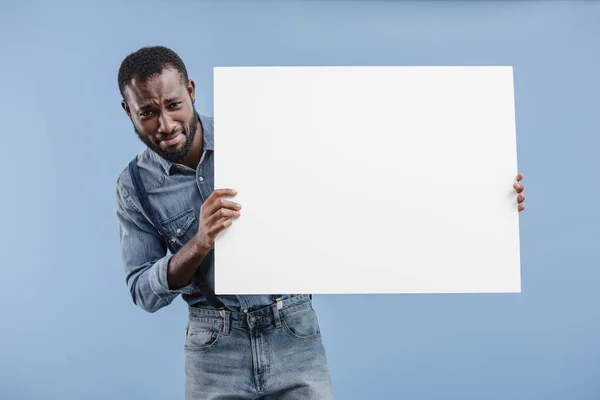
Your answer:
[184,294,334,399]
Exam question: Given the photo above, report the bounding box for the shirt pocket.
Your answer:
[159,208,198,250]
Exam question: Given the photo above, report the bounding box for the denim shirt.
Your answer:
[115,114,285,313]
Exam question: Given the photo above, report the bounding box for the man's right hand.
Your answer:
[195,189,241,252]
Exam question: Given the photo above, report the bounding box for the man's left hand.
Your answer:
[514,173,526,212]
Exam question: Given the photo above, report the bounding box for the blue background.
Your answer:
[1,0,599,399]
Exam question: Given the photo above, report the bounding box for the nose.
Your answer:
[157,111,176,136]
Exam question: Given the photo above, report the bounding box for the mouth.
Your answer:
[159,133,183,148]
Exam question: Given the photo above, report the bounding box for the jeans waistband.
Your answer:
[188,294,313,330]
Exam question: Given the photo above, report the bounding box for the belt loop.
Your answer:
[271,301,282,329]
[272,296,283,310]
[221,309,230,336]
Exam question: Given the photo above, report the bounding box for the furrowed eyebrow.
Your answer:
[139,104,155,111]
[139,98,181,112]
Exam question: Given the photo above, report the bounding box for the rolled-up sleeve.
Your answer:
[115,183,197,313]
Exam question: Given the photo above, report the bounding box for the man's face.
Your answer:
[122,68,198,163]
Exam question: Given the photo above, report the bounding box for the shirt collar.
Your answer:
[155,113,214,175]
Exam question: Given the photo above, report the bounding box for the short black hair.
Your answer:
[118,45,189,100]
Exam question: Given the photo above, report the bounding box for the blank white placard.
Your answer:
[213,66,521,295]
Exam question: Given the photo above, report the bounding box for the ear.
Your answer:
[121,99,131,117]
[187,79,196,103]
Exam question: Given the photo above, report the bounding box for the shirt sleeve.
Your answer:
[115,182,198,313]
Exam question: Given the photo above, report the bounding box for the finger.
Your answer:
[516,173,524,181]
[513,182,524,193]
[518,193,525,203]
[518,204,526,212]
[208,217,234,236]
[207,207,241,226]
[205,189,238,206]
[212,188,238,197]
[205,197,242,217]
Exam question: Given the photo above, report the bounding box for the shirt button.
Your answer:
[198,176,204,182]
[176,228,181,234]
[250,316,257,323]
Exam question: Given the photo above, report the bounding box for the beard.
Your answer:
[134,108,199,164]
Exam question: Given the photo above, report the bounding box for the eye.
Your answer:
[168,102,181,108]
[140,110,153,117]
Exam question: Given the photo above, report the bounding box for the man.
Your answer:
[114,46,527,399]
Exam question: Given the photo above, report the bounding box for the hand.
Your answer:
[195,189,241,251]
[513,173,526,212]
